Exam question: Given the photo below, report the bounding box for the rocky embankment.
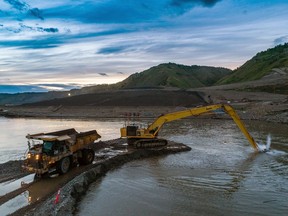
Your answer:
[198,89,288,124]
[0,139,191,216]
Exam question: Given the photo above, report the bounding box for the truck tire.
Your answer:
[57,157,71,174]
[79,149,95,165]
[34,172,49,180]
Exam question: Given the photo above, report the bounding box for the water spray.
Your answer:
[256,134,271,152]
[265,134,271,152]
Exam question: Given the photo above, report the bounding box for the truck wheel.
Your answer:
[57,157,71,174]
[34,172,49,180]
[79,149,95,165]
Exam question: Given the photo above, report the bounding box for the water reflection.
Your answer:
[225,152,258,194]
[0,174,34,196]
[0,191,29,216]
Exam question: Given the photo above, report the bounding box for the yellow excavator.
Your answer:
[120,104,259,151]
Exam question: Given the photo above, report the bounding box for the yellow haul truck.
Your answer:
[23,128,101,177]
[121,104,259,151]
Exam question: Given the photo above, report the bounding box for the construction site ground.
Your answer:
[1,88,287,124]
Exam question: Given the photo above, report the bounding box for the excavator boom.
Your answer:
[121,104,259,151]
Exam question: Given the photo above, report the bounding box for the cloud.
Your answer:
[38,83,81,91]
[43,1,155,24]
[274,36,288,45]
[168,0,222,15]
[4,0,29,11]
[170,0,221,7]
[98,73,108,76]
[43,0,222,24]
[29,8,44,20]
[38,27,58,33]
[17,23,58,33]
[97,46,128,54]
[0,36,62,49]
[0,27,132,49]
[72,28,134,40]
[4,0,44,20]
[0,83,80,93]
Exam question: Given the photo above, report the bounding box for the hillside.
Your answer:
[21,90,205,107]
[76,63,231,94]
[218,43,288,84]
[116,63,231,89]
[0,63,231,105]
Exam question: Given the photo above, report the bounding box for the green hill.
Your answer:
[78,63,231,94]
[117,63,231,89]
[218,43,288,84]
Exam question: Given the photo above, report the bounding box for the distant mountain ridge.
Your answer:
[0,92,69,106]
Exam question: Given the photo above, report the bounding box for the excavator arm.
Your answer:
[147,104,224,135]
[221,104,258,150]
[121,104,259,151]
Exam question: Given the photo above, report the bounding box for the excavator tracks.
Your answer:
[133,138,168,148]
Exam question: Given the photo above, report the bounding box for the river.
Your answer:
[77,119,288,216]
[0,117,287,215]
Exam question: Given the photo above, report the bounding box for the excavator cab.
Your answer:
[126,126,138,136]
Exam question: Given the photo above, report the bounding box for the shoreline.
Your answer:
[1,102,288,124]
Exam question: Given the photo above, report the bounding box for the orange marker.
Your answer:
[54,189,61,204]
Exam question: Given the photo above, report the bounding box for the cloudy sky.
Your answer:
[0,0,288,93]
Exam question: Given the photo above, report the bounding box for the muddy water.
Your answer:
[77,119,288,216]
[0,117,123,163]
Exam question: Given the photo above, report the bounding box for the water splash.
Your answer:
[266,134,271,151]
[256,134,271,152]
[257,134,287,156]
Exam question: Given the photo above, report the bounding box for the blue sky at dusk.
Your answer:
[0,0,288,93]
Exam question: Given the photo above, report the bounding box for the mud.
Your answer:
[0,139,190,216]
[0,161,29,183]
